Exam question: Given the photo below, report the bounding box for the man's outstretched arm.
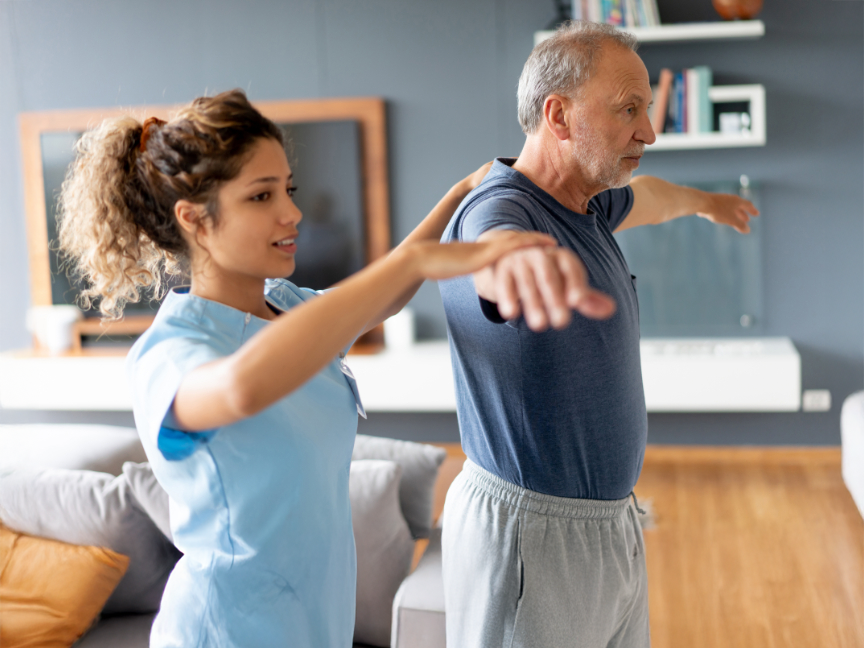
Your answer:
[618,175,760,234]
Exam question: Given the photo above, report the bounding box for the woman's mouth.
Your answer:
[273,238,297,254]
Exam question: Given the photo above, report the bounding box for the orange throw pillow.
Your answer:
[0,524,129,648]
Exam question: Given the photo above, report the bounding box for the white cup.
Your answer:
[26,305,83,354]
[384,308,415,351]
[719,112,752,136]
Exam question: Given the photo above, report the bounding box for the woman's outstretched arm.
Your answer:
[360,163,494,332]
[171,231,554,432]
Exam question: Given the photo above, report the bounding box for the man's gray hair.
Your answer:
[517,21,638,134]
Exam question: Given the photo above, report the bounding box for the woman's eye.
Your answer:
[252,192,270,202]
[287,186,298,197]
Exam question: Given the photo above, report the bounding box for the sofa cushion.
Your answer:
[0,524,129,648]
[0,466,181,615]
[390,527,446,648]
[350,459,415,647]
[0,425,146,475]
[352,435,446,539]
[122,462,172,541]
[74,612,156,648]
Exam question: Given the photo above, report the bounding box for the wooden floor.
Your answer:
[423,445,864,648]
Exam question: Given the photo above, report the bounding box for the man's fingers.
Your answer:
[576,290,617,319]
[532,251,571,329]
[555,251,589,310]
[495,269,521,320]
[556,251,616,320]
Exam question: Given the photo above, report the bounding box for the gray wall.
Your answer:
[1,0,861,445]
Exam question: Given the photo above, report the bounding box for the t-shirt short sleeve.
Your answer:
[128,334,224,462]
[589,186,634,232]
[460,195,537,242]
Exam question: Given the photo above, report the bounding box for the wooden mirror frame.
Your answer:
[19,97,390,353]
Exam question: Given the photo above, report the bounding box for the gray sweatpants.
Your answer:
[441,460,650,648]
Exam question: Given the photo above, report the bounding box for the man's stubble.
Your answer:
[570,115,643,191]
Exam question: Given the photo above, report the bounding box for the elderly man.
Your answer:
[438,21,758,648]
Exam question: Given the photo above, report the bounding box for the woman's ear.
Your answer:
[174,200,206,237]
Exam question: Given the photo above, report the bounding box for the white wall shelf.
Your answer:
[0,337,801,413]
[649,84,766,150]
[534,20,765,47]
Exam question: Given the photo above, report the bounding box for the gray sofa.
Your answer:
[0,424,448,648]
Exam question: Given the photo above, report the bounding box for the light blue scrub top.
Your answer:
[126,280,363,648]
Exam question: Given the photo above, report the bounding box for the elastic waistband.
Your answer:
[462,459,630,520]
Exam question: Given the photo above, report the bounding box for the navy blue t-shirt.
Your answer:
[439,158,647,500]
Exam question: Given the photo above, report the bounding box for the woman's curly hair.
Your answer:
[57,89,283,320]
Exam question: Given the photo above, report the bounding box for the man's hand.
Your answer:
[696,192,760,234]
[473,230,616,331]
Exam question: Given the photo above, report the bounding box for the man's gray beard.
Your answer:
[572,124,640,190]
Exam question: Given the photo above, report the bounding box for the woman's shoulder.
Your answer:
[127,290,233,366]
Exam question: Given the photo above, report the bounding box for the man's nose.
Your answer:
[637,114,657,145]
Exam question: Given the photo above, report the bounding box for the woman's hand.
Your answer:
[459,161,495,194]
[410,231,557,281]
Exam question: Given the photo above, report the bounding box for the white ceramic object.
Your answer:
[25,305,83,354]
[385,308,416,351]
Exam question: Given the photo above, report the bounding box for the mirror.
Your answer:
[20,98,390,351]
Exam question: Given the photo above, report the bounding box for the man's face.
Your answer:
[567,44,655,189]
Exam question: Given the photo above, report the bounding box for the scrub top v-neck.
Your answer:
[126,279,362,647]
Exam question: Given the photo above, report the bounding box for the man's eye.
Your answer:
[252,192,270,202]
[287,186,298,197]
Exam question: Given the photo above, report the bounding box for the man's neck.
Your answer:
[512,136,602,215]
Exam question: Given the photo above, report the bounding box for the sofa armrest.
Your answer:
[391,527,445,648]
[841,391,864,519]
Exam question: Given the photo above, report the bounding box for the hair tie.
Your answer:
[140,117,166,153]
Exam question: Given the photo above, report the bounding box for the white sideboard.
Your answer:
[0,338,801,413]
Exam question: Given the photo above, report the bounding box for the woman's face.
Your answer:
[195,137,302,283]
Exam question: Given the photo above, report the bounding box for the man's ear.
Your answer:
[543,94,573,142]
[174,200,206,236]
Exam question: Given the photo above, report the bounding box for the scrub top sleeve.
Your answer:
[130,337,223,462]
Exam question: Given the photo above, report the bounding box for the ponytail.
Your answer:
[57,116,177,320]
[56,89,284,320]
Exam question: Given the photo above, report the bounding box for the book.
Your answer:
[635,0,650,26]
[606,0,624,25]
[686,68,700,135]
[651,68,674,134]
[571,0,583,20]
[643,0,661,26]
[694,66,713,133]
[681,71,688,132]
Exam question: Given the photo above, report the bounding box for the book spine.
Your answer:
[652,68,673,135]
[623,0,635,27]
[607,0,624,25]
[589,0,602,22]
[686,68,700,135]
[635,0,649,26]
[665,73,678,133]
[696,66,713,133]
[571,0,583,20]
[645,0,660,26]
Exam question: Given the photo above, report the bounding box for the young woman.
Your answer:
[57,90,551,647]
